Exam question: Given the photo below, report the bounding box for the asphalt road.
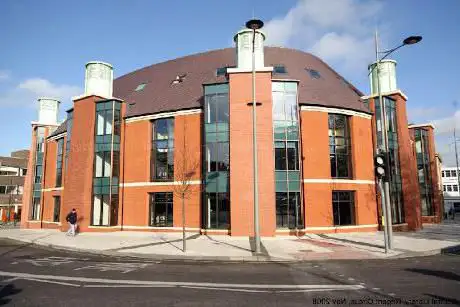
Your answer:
[0,238,458,306]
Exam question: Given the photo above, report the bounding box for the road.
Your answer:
[0,239,458,306]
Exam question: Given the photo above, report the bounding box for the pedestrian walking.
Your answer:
[66,208,78,236]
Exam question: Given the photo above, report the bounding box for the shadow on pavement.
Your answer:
[0,233,55,258]
[107,233,201,252]
[425,293,460,305]
[248,237,269,256]
[317,234,384,250]
[406,268,460,282]
[0,284,22,306]
[205,235,253,253]
[440,244,460,255]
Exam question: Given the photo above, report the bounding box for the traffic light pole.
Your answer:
[375,30,393,250]
[379,178,389,254]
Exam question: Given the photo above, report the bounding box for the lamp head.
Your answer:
[403,36,422,45]
[245,19,264,30]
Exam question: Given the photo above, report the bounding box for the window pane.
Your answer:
[272,91,285,121]
[287,142,298,170]
[105,109,113,134]
[284,94,297,121]
[97,112,105,135]
[206,95,217,124]
[275,147,287,170]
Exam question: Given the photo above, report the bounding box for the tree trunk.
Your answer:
[182,194,186,252]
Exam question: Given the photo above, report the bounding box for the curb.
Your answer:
[3,235,455,263]
[4,237,297,263]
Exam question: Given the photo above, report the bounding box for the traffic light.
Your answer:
[374,153,388,181]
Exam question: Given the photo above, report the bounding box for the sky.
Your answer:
[0,0,459,166]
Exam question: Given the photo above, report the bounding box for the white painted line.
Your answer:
[181,286,269,293]
[24,278,80,287]
[0,271,365,291]
[84,285,171,288]
[1,277,18,283]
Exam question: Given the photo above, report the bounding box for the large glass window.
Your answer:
[375,97,404,224]
[203,84,230,229]
[150,192,173,227]
[414,129,433,216]
[151,118,174,181]
[0,186,16,194]
[205,192,230,229]
[65,110,73,171]
[30,126,45,220]
[32,197,40,220]
[56,138,64,187]
[328,114,352,178]
[332,191,355,226]
[53,196,61,222]
[92,101,121,226]
[272,81,303,229]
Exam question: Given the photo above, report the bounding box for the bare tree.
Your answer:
[172,119,201,252]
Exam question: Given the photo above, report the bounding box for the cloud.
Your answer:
[432,111,460,136]
[0,78,81,108]
[0,70,10,81]
[264,0,384,74]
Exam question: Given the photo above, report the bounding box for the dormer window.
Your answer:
[273,65,287,74]
[306,68,321,79]
[134,83,146,91]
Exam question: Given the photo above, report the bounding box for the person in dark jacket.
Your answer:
[66,209,77,236]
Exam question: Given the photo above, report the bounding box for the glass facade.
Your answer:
[53,196,61,222]
[328,114,352,178]
[31,126,45,220]
[375,97,405,224]
[151,119,174,181]
[272,81,302,229]
[150,192,173,227]
[203,83,230,229]
[65,110,73,172]
[92,100,121,226]
[414,129,433,216]
[332,191,355,225]
[56,138,64,187]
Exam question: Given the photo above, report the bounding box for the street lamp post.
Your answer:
[246,19,264,254]
[453,102,460,209]
[371,31,422,252]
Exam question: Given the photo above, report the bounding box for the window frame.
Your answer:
[53,196,61,222]
[149,192,174,227]
[332,191,356,226]
[151,118,175,181]
[328,114,352,179]
[55,138,64,187]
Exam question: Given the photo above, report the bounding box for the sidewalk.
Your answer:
[0,223,458,262]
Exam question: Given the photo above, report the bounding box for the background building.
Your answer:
[20,27,441,235]
[441,166,460,217]
[408,124,443,223]
[0,150,29,221]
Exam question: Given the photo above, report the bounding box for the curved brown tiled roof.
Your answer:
[113,47,370,118]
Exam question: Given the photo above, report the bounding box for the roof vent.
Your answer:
[171,74,187,85]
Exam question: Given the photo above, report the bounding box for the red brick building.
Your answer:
[21,28,442,235]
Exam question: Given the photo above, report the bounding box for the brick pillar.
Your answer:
[228,71,276,236]
[393,94,422,230]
